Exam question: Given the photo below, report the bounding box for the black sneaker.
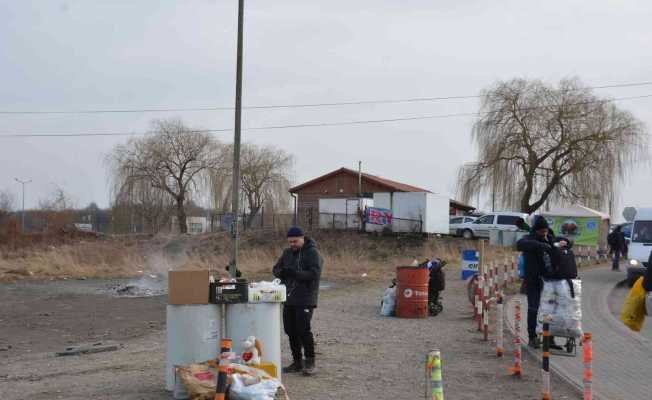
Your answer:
[302,357,316,376]
[282,360,303,374]
[528,337,541,349]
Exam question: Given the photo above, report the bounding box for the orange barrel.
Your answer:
[396,266,429,318]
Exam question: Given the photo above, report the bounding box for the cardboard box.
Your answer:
[168,270,210,305]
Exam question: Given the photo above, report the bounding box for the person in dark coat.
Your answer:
[643,251,652,292]
[517,216,570,349]
[608,225,627,271]
[272,227,323,376]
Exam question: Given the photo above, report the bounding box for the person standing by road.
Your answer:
[517,216,570,349]
[272,227,323,377]
[608,225,626,271]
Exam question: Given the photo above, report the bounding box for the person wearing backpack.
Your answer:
[608,225,626,271]
[517,216,570,349]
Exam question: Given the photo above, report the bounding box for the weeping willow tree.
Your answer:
[208,143,294,227]
[457,78,647,213]
[107,119,225,233]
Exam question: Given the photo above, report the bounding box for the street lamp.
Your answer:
[14,178,31,233]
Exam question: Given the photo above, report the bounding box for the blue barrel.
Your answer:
[461,250,480,280]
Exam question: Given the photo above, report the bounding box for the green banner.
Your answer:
[545,216,600,246]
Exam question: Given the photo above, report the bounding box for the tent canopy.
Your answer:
[540,204,610,220]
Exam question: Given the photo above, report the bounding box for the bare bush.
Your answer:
[0,188,15,214]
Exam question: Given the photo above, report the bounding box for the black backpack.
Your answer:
[546,248,578,280]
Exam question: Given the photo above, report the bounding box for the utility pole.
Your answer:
[358,161,362,197]
[229,0,245,278]
[14,178,31,233]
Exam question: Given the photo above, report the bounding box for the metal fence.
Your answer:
[208,212,295,233]
[315,212,423,233]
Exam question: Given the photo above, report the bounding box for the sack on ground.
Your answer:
[380,286,396,316]
[537,279,582,337]
[621,277,647,332]
[178,361,286,400]
[230,374,281,400]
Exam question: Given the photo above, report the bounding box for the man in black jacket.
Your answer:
[608,225,626,271]
[517,216,570,349]
[643,251,652,292]
[272,227,323,376]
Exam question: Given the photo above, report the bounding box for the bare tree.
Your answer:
[457,78,647,213]
[39,185,77,211]
[107,119,224,233]
[0,188,15,213]
[209,143,293,228]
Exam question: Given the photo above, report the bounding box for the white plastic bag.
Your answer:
[380,286,396,316]
[537,279,582,337]
[249,279,286,303]
[229,374,281,400]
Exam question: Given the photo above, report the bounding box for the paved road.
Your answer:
[506,267,652,400]
[609,284,652,340]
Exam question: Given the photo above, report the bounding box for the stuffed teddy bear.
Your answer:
[240,336,262,366]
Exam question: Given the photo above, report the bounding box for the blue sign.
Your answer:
[461,250,480,280]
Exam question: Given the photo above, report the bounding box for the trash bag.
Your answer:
[178,361,287,400]
[537,279,583,338]
[621,277,647,332]
[380,286,396,316]
[229,374,281,400]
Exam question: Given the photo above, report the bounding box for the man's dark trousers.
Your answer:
[283,305,315,362]
[613,250,622,270]
[526,279,543,339]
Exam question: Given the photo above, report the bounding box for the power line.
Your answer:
[2,93,652,138]
[2,81,652,115]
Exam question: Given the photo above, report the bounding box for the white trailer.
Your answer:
[371,192,449,234]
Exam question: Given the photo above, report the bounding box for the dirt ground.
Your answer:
[0,268,582,400]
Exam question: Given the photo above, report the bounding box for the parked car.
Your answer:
[627,208,652,286]
[449,216,477,236]
[458,212,529,240]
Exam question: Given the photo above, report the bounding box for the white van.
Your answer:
[627,207,652,286]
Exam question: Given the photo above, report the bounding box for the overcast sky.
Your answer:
[1,0,651,218]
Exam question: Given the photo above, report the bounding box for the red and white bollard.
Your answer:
[496,293,504,357]
[510,299,522,377]
[483,272,490,341]
[503,258,509,289]
[493,264,499,295]
[583,333,593,400]
[477,274,484,332]
[488,266,494,298]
